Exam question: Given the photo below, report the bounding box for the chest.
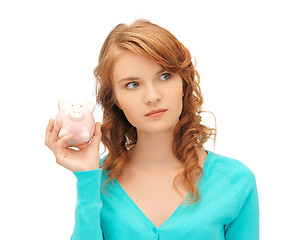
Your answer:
[116,170,190,228]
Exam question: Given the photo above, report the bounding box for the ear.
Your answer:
[84,101,95,113]
[58,99,70,110]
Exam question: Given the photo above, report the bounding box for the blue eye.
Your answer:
[160,73,171,81]
[126,82,138,89]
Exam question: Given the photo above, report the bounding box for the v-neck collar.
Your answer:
[113,150,213,230]
[114,178,189,229]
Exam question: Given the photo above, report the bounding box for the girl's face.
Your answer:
[112,50,183,134]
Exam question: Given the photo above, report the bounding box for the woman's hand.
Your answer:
[45,119,102,172]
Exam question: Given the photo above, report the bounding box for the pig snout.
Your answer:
[68,108,85,121]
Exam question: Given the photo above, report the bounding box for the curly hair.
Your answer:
[94,19,216,204]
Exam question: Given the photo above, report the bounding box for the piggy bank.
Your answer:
[55,99,95,147]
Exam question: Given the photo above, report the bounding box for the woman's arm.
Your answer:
[45,119,104,239]
[224,171,260,239]
[71,169,103,240]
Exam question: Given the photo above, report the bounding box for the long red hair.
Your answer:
[94,19,216,204]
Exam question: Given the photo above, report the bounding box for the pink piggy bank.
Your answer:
[55,99,95,147]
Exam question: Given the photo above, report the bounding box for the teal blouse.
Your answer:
[71,150,259,239]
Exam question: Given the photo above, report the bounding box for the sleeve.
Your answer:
[224,168,260,239]
[70,168,103,240]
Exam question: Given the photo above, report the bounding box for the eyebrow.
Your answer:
[118,68,166,84]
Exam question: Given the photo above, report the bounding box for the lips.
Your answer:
[145,109,167,116]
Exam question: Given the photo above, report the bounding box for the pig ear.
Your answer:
[58,99,70,110]
[84,101,95,113]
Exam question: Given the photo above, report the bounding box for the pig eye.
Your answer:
[80,105,82,107]
[72,105,74,106]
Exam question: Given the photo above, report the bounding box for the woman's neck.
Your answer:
[126,129,182,171]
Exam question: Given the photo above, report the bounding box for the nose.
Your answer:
[144,84,162,104]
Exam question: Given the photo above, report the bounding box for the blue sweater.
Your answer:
[71,150,259,239]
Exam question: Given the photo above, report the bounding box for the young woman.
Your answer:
[45,19,259,240]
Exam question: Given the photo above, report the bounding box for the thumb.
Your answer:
[90,122,102,147]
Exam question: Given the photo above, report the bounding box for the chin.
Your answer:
[140,122,179,134]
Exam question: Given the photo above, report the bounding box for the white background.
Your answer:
[1,0,300,239]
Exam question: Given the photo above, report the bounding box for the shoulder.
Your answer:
[212,152,256,180]
[209,152,257,207]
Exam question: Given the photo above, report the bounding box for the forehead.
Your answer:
[112,51,162,83]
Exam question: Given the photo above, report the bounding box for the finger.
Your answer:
[56,134,74,150]
[77,142,89,150]
[45,119,54,147]
[90,122,102,147]
[46,119,54,133]
[50,120,62,144]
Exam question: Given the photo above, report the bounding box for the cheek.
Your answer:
[118,97,139,124]
[174,84,184,114]
[118,92,134,108]
[114,90,127,109]
[170,82,183,103]
[177,95,183,115]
